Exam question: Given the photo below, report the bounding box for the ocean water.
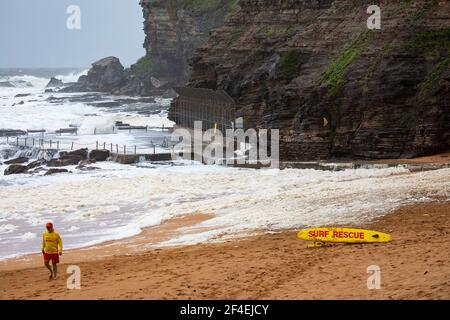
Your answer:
[0,68,174,153]
[0,161,449,260]
[0,69,449,260]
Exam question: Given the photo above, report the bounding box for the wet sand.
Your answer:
[369,152,450,165]
[0,202,449,300]
[0,213,215,272]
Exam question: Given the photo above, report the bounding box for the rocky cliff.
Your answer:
[186,0,450,160]
[65,0,237,96]
[140,0,239,85]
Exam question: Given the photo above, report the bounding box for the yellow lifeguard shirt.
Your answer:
[42,231,63,254]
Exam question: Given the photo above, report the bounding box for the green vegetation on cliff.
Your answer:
[319,31,372,94]
[131,56,153,77]
[387,28,450,56]
[260,26,294,40]
[412,28,450,51]
[418,58,449,98]
[279,50,301,78]
[226,28,244,46]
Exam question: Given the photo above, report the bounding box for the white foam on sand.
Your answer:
[0,224,18,234]
[0,164,449,259]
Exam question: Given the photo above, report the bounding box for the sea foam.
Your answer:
[0,164,449,260]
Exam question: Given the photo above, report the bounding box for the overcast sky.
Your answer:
[0,0,145,68]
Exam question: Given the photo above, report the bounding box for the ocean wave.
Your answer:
[54,69,88,84]
[0,68,88,88]
[2,75,47,88]
[0,165,449,260]
[0,224,18,234]
[78,116,115,135]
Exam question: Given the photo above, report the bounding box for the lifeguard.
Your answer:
[42,222,63,280]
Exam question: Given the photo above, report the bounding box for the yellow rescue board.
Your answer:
[297,227,391,244]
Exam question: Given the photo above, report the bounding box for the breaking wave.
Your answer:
[0,68,88,88]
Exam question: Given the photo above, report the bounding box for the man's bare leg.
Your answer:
[52,263,58,279]
[44,261,53,279]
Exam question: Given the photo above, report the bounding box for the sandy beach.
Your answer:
[1,0,450,305]
[0,202,448,300]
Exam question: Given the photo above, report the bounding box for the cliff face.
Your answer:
[140,0,239,85]
[67,0,236,96]
[187,0,450,160]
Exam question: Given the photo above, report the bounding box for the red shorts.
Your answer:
[43,253,60,264]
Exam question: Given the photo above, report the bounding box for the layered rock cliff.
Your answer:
[140,0,239,85]
[186,0,450,160]
[66,0,237,95]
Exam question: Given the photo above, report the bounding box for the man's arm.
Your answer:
[58,234,63,255]
[42,234,45,254]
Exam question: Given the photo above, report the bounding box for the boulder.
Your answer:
[47,159,76,167]
[89,57,125,91]
[27,159,46,169]
[89,149,110,162]
[47,149,88,167]
[4,164,28,175]
[46,77,64,88]
[59,148,88,162]
[77,75,88,85]
[64,148,88,158]
[61,57,125,93]
[78,159,96,166]
[76,164,100,171]
[14,93,30,98]
[4,157,29,165]
[29,166,46,174]
[113,154,140,165]
[44,168,69,176]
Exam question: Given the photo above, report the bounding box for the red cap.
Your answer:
[46,222,53,228]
